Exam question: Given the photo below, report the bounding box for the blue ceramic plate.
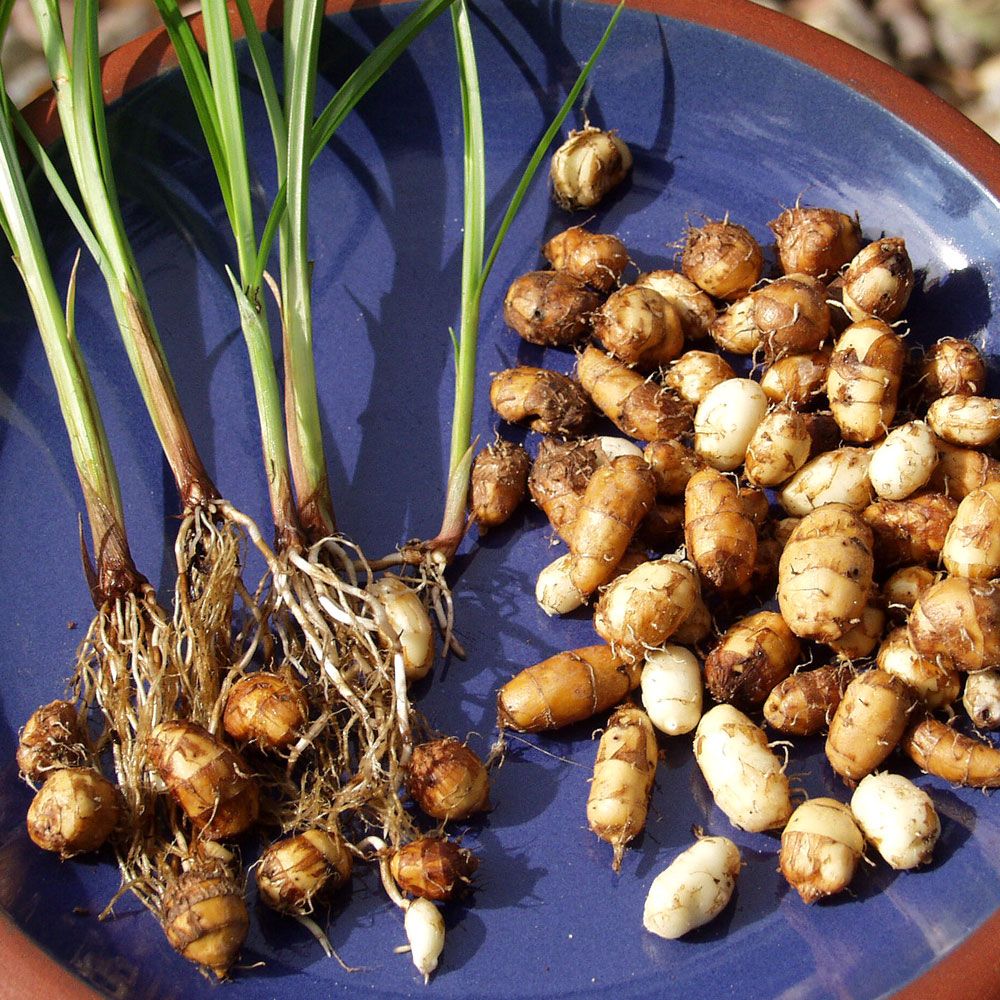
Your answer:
[1,1,999,997]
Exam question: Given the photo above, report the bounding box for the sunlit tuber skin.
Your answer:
[777,504,874,642]
[390,838,478,902]
[709,296,761,354]
[929,442,1000,500]
[17,701,88,782]
[643,836,741,940]
[825,669,914,783]
[635,270,717,340]
[868,421,938,501]
[592,285,684,369]
[528,437,599,542]
[883,565,938,617]
[146,721,259,839]
[587,705,658,871]
[941,482,1000,580]
[162,863,249,980]
[643,438,704,497]
[682,219,763,301]
[406,738,490,821]
[542,226,628,293]
[876,628,960,710]
[862,491,957,567]
[761,350,831,410]
[496,645,639,732]
[778,447,872,516]
[641,645,703,735]
[779,798,864,903]
[592,436,645,463]
[470,440,530,532]
[841,237,914,322]
[768,206,862,278]
[663,350,736,405]
[502,270,600,347]
[739,485,771,527]
[404,897,446,983]
[223,669,308,750]
[704,611,800,708]
[569,455,656,596]
[594,558,700,654]
[26,767,121,859]
[827,319,905,442]
[926,395,1000,448]
[490,367,594,437]
[920,337,988,400]
[850,772,939,869]
[752,274,832,359]
[964,670,1000,729]
[550,126,632,210]
[257,829,353,915]
[694,704,792,832]
[826,604,886,663]
[903,713,1000,788]
[577,345,693,441]
[763,664,852,736]
[683,469,757,593]
[908,576,1000,673]
[693,378,768,471]
[744,408,812,487]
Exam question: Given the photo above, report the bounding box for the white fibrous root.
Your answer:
[643,836,741,939]
[640,645,703,736]
[403,897,446,983]
[693,704,792,832]
[850,772,940,870]
[779,798,864,903]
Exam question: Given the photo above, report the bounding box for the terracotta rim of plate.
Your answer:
[9,1,1000,998]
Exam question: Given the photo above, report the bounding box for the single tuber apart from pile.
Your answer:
[470,440,531,532]
[17,701,88,781]
[256,828,353,915]
[390,838,479,902]
[406,738,490,821]
[550,126,632,211]
[503,270,600,347]
[490,366,593,437]
[26,767,121,858]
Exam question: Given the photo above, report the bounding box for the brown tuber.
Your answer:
[586,705,658,871]
[663,350,736,405]
[503,271,600,347]
[497,645,639,732]
[903,714,1000,788]
[763,664,851,736]
[578,346,693,441]
[769,206,862,278]
[391,838,478,901]
[779,798,864,903]
[593,285,684,369]
[841,237,914,322]
[752,274,832,359]
[147,721,259,839]
[825,669,914,783]
[528,437,599,542]
[26,767,121,858]
[490,366,593,437]
[643,439,704,497]
[257,829,353,914]
[635,270,717,339]
[162,863,249,980]
[569,454,656,596]
[863,492,957,567]
[550,127,632,211]
[542,226,628,293]
[223,669,307,751]
[406,738,490,821]
[908,576,1000,673]
[684,469,757,593]
[920,337,988,400]
[17,700,88,781]
[470,440,531,531]
[682,219,764,301]
[761,351,830,409]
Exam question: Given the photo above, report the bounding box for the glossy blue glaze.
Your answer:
[0,2,997,998]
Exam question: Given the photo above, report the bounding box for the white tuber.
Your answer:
[850,772,940,870]
[693,378,768,471]
[868,421,938,500]
[403,897,446,983]
[640,646,703,735]
[643,836,741,939]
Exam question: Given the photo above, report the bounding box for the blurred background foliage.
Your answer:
[1,0,999,139]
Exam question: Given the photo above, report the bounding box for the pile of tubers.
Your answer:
[473,196,1000,935]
